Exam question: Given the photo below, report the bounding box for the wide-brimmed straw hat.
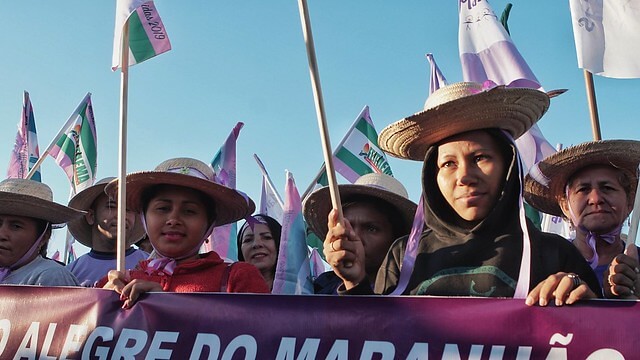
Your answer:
[303,173,417,238]
[525,139,640,217]
[105,157,255,226]
[0,178,84,224]
[378,81,550,161]
[67,177,146,248]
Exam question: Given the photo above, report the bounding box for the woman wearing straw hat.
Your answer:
[525,139,640,297]
[305,173,417,294]
[324,81,600,306]
[100,158,269,309]
[0,178,83,286]
[66,177,149,287]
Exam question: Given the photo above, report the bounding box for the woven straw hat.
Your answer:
[105,158,255,226]
[525,139,640,217]
[378,82,550,161]
[303,173,417,238]
[0,178,84,224]
[67,177,146,248]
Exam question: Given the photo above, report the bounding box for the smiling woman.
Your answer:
[237,214,282,290]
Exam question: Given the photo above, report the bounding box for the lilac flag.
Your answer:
[7,91,41,182]
[254,154,284,224]
[426,53,448,95]
[207,122,244,259]
[272,171,313,295]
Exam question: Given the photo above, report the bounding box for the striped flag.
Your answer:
[112,0,171,70]
[207,122,243,260]
[254,154,284,224]
[7,91,41,182]
[426,53,448,94]
[48,94,97,193]
[272,171,314,295]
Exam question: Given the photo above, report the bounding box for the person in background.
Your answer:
[66,177,149,287]
[0,178,82,286]
[304,173,417,294]
[525,139,640,296]
[324,82,600,306]
[100,157,269,308]
[237,214,282,290]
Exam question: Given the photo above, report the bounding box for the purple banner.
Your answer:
[0,285,638,359]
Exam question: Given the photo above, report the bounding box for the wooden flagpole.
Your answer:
[583,70,602,141]
[296,0,343,226]
[116,22,130,272]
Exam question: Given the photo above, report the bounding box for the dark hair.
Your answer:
[342,195,408,240]
[236,214,282,261]
[140,184,217,225]
[565,164,634,203]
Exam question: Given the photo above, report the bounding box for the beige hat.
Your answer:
[105,157,255,226]
[67,177,146,248]
[303,173,417,238]
[525,140,640,217]
[0,178,84,224]
[378,82,550,161]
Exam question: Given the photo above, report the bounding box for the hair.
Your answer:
[34,219,52,257]
[236,214,282,261]
[342,195,407,240]
[140,184,217,225]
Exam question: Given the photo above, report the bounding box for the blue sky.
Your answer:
[1,1,638,256]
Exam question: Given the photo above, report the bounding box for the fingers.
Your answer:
[526,273,593,307]
[103,270,130,293]
[119,280,163,309]
[608,259,640,298]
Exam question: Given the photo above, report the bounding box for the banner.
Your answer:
[0,286,637,359]
[7,91,41,181]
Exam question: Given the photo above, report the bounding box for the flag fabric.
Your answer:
[48,94,97,193]
[207,122,244,260]
[51,250,60,262]
[426,53,448,94]
[309,247,330,280]
[541,213,573,240]
[272,171,314,295]
[254,154,284,224]
[569,0,640,78]
[112,0,171,70]
[7,91,41,182]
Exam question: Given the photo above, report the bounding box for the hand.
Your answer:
[103,270,163,309]
[606,244,640,299]
[526,272,596,307]
[323,209,366,290]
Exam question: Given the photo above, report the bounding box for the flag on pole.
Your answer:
[254,154,284,224]
[48,94,98,193]
[207,122,244,259]
[426,53,448,94]
[112,0,172,70]
[569,0,640,79]
[7,91,41,182]
[272,171,314,295]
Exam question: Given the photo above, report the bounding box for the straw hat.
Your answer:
[105,157,255,226]
[303,173,418,238]
[378,82,550,161]
[525,139,640,217]
[67,177,146,248]
[0,178,84,224]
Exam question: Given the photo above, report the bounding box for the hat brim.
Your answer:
[67,182,146,248]
[525,140,640,217]
[379,86,550,161]
[0,193,84,224]
[107,171,255,226]
[303,185,417,239]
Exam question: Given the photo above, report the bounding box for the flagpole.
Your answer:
[626,164,640,248]
[116,22,130,273]
[297,0,343,225]
[583,70,602,141]
[253,154,284,207]
[25,92,92,180]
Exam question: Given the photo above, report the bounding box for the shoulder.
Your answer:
[28,257,79,286]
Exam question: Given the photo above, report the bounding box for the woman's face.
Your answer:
[343,202,395,276]
[0,215,40,267]
[435,131,506,222]
[144,187,210,258]
[240,223,278,275]
[560,165,631,234]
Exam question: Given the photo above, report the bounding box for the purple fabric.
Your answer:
[426,53,448,95]
[390,196,425,295]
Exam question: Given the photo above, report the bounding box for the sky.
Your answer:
[0,1,638,257]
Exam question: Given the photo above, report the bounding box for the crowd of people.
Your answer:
[1,81,638,310]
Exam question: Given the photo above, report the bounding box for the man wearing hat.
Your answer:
[0,178,82,286]
[304,173,417,294]
[66,177,149,287]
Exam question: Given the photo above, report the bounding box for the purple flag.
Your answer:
[7,91,41,182]
[254,154,284,224]
[272,171,313,294]
[426,53,448,95]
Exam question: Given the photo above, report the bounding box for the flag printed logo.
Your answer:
[358,143,392,176]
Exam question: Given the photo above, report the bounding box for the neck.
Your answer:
[574,229,624,265]
[261,270,274,290]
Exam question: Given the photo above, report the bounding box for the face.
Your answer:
[435,131,506,222]
[144,187,210,259]
[344,203,395,276]
[240,223,278,275]
[560,165,632,234]
[0,215,41,267]
[87,194,136,251]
